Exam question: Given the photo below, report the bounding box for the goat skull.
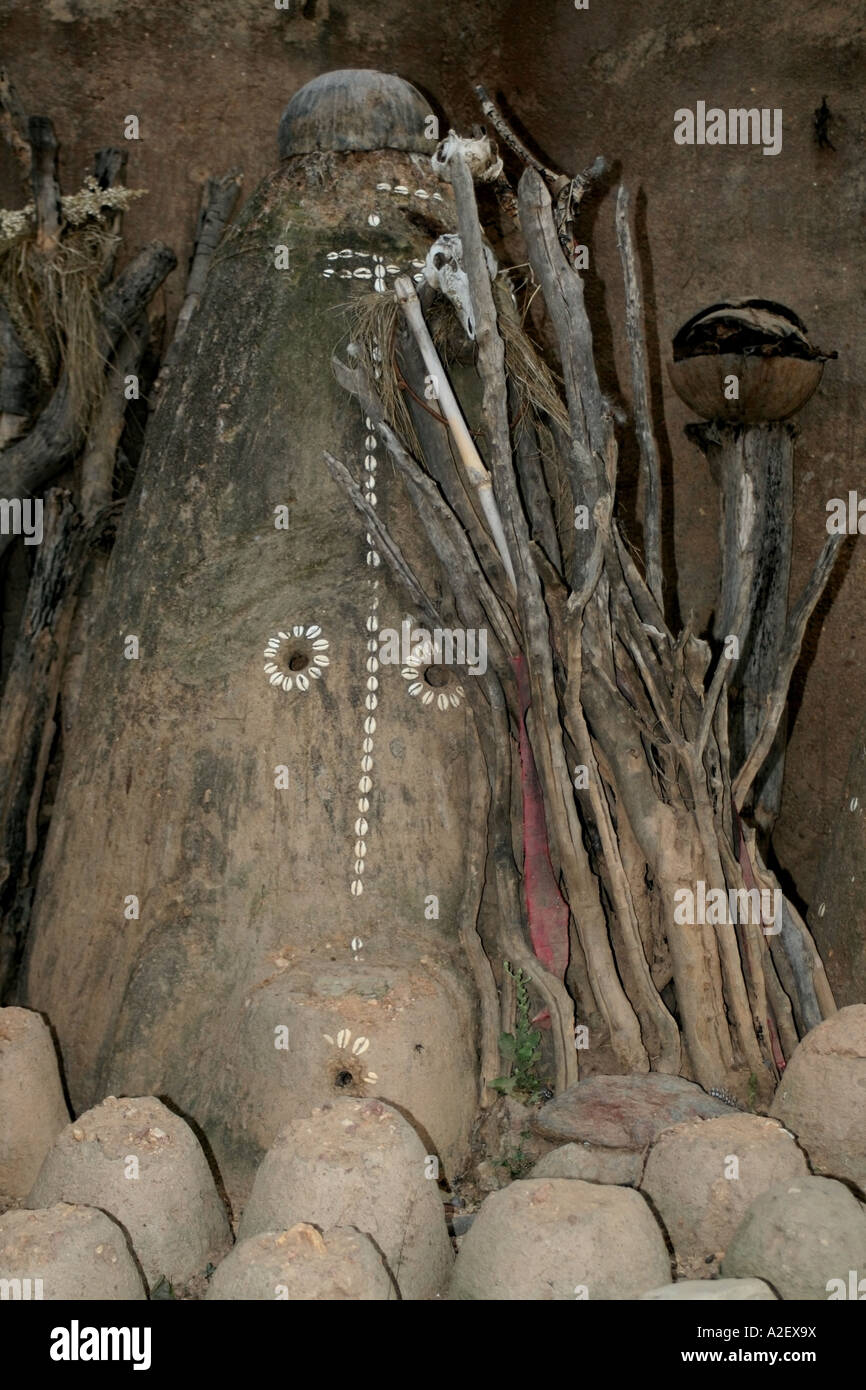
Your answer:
[423,233,497,341]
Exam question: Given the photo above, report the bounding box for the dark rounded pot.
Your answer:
[668,351,825,423]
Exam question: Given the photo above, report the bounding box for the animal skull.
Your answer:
[423,233,497,341]
[431,130,504,183]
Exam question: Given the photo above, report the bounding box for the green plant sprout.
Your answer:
[490,961,548,1101]
[495,1134,534,1180]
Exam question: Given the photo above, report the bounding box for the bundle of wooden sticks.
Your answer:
[326,91,840,1105]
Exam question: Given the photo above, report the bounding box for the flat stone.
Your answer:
[529,1142,643,1186]
[640,1278,777,1301]
[532,1074,732,1149]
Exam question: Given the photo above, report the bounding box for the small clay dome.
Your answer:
[278,69,435,158]
[668,298,834,424]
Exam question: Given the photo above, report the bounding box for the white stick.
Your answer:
[394,275,517,589]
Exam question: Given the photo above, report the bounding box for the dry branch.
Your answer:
[615,184,663,609]
[160,170,242,375]
[0,490,87,995]
[0,303,35,445]
[0,68,32,184]
[733,532,844,811]
[79,314,149,519]
[93,146,128,287]
[0,240,176,557]
[27,117,62,259]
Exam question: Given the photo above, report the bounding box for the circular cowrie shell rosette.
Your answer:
[262,625,330,695]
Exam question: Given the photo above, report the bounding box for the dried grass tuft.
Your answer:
[345,275,570,470]
[0,178,145,427]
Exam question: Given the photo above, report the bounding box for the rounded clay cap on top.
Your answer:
[278,69,435,158]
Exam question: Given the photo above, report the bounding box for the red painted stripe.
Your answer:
[512,654,570,980]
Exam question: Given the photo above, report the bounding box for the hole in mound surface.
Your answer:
[288,650,309,671]
[423,665,450,688]
[335,1069,354,1088]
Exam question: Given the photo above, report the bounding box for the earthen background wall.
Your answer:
[1,0,863,987]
